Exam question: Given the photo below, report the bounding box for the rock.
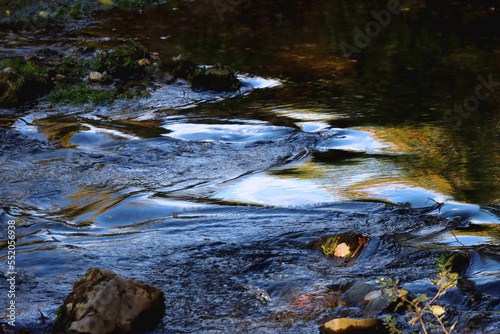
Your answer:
[53,267,165,334]
[190,66,241,92]
[319,318,382,334]
[344,282,379,303]
[88,71,104,83]
[0,67,21,104]
[341,282,391,315]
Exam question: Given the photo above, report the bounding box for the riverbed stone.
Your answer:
[319,317,382,334]
[53,267,165,334]
[0,67,21,104]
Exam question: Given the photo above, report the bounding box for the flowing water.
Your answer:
[1,0,500,332]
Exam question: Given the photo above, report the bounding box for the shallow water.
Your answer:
[0,0,500,332]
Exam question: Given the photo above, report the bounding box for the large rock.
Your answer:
[319,318,382,334]
[190,66,241,92]
[53,267,165,334]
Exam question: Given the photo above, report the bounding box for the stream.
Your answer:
[1,0,500,333]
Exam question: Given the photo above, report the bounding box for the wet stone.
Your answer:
[341,283,391,315]
[53,267,165,334]
[319,317,383,334]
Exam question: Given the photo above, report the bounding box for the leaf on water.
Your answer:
[334,243,350,257]
[431,305,446,316]
[416,294,428,302]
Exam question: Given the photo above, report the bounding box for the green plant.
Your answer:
[321,235,339,256]
[377,255,459,334]
[48,82,150,105]
[48,82,116,105]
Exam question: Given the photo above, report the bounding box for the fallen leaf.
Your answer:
[334,243,350,257]
[431,305,445,316]
[99,0,113,4]
[88,71,103,82]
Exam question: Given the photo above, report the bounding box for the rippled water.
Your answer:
[1,0,500,332]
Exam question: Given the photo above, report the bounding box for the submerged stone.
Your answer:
[0,67,21,104]
[53,267,165,334]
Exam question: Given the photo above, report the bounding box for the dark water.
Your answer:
[0,0,500,332]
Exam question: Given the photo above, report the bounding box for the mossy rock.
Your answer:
[0,63,53,105]
[190,66,241,92]
[161,54,197,80]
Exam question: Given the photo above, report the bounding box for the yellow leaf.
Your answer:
[408,317,419,326]
[99,0,113,4]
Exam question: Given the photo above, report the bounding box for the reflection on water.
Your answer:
[0,0,500,332]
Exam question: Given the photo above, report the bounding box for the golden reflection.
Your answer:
[366,126,500,205]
